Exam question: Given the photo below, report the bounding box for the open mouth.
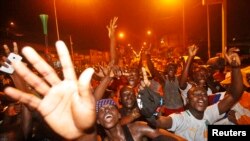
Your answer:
[197,100,205,107]
[104,113,113,122]
[129,80,134,83]
[105,114,112,119]
[127,99,133,104]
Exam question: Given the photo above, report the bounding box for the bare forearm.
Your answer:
[110,36,117,65]
[231,67,243,100]
[146,54,164,85]
[94,76,113,100]
[179,56,194,89]
[156,116,172,129]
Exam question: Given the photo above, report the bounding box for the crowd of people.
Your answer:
[0,17,249,141]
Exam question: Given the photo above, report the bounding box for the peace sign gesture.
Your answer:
[0,42,22,74]
[3,42,19,55]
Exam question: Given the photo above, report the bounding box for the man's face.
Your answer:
[193,68,208,85]
[127,70,139,87]
[187,87,208,112]
[120,88,136,109]
[165,64,177,77]
[97,104,120,129]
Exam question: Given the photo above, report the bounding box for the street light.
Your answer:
[147,30,152,36]
[5,21,23,39]
[118,32,125,39]
[9,22,15,27]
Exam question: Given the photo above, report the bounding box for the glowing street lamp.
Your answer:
[118,32,125,39]
[9,22,15,27]
[147,30,152,36]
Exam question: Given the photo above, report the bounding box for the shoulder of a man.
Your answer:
[204,103,226,124]
[168,111,188,131]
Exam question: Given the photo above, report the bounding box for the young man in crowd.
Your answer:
[96,98,186,141]
[179,45,214,105]
[138,47,243,141]
[146,52,184,116]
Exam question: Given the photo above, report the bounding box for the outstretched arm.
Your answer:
[218,48,243,114]
[4,41,97,140]
[93,64,114,100]
[179,45,198,89]
[107,17,118,65]
[134,121,187,141]
[146,53,165,86]
[93,17,118,101]
[138,67,173,129]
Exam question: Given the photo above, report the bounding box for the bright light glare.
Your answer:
[153,0,181,10]
[160,0,180,6]
[118,32,125,39]
[9,22,15,27]
[147,30,152,35]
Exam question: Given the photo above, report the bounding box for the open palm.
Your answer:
[4,41,96,139]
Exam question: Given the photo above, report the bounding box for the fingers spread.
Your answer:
[4,87,41,109]
[12,61,50,95]
[56,41,76,81]
[22,47,61,86]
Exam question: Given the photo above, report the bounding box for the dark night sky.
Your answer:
[0,0,250,57]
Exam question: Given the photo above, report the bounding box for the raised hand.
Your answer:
[139,67,151,91]
[107,17,118,65]
[106,17,118,39]
[188,44,199,57]
[224,47,241,67]
[4,41,96,140]
[1,42,28,90]
[0,42,21,74]
[94,64,109,78]
[3,42,19,55]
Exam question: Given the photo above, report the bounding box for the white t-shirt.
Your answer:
[168,103,225,141]
[180,83,213,105]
